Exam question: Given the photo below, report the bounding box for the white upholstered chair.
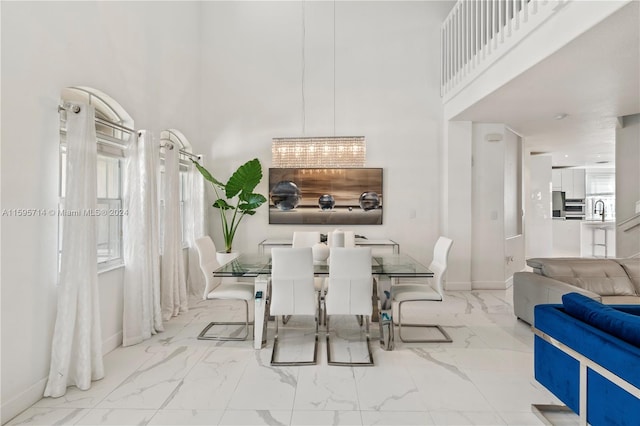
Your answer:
[269,247,318,365]
[327,230,355,248]
[324,247,374,366]
[292,231,325,323]
[194,236,254,341]
[391,236,454,343]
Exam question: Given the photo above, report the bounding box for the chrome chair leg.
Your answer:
[270,313,319,366]
[198,300,253,341]
[397,300,452,343]
[326,315,374,366]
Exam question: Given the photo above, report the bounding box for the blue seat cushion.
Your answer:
[562,292,640,348]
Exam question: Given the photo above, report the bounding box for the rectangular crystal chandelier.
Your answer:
[272,136,366,168]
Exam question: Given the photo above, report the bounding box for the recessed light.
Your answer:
[564,155,569,158]
[554,113,568,120]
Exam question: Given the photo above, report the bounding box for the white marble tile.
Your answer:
[97,346,206,409]
[74,408,156,425]
[429,410,507,425]
[6,407,88,425]
[360,410,433,425]
[294,366,359,411]
[498,410,546,425]
[34,345,155,409]
[218,410,291,426]
[226,353,299,411]
[417,347,533,374]
[353,366,426,412]
[148,409,224,425]
[466,370,562,412]
[290,410,362,425]
[162,347,253,410]
[405,362,493,412]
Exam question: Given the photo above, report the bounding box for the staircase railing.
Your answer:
[441,0,567,99]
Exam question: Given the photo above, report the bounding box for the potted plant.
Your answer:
[192,158,267,258]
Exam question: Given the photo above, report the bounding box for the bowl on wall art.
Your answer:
[359,191,380,211]
[270,180,301,211]
[318,194,335,211]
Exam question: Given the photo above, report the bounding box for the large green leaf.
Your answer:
[212,199,233,210]
[226,158,262,199]
[238,195,267,212]
[192,161,225,188]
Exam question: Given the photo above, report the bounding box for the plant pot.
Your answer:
[216,251,239,266]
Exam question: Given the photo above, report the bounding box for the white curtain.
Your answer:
[161,146,188,320]
[44,104,104,397]
[185,161,206,298]
[122,131,164,347]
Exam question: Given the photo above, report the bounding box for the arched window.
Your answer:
[160,129,194,247]
[59,87,133,270]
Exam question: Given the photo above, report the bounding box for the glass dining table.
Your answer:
[213,253,434,351]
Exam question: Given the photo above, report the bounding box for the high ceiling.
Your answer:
[453,1,639,168]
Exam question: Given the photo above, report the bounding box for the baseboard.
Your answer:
[472,280,510,290]
[103,330,123,355]
[1,377,47,425]
[446,281,472,291]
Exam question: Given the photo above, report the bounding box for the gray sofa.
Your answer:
[513,257,640,325]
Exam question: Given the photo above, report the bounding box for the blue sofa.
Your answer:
[534,293,640,425]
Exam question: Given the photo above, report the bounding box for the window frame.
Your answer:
[58,88,132,273]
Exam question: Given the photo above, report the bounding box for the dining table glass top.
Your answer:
[212,253,434,278]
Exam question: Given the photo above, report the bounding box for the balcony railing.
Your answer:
[441,0,567,99]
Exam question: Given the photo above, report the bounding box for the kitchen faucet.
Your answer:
[594,199,606,222]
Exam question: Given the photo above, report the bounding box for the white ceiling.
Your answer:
[453,1,639,168]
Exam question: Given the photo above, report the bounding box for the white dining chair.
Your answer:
[292,231,325,324]
[327,230,356,248]
[324,247,374,366]
[391,236,454,343]
[269,247,319,365]
[195,236,255,341]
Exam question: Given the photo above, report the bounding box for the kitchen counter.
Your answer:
[580,220,615,258]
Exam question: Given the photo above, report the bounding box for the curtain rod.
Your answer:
[58,104,136,134]
[160,139,201,162]
[59,104,201,162]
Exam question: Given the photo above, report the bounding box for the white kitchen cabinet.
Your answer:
[552,169,562,191]
[572,169,586,199]
[558,169,586,199]
[561,169,574,198]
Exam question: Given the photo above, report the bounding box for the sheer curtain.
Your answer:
[122,131,164,347]
[44,104,104,397]
[161,146,188,320]
[184,161,206,298]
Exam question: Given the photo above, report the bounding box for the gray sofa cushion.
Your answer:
[615,258,640,294]
[530,258,637,296]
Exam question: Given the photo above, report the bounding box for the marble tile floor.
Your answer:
[8,289,580,426]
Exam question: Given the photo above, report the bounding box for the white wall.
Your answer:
[616,113,640,257]
[1,2,201,421]
[198,1,453,265]
[470,124,524,288]
[471,123,506,288]
[442,121,472,290]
